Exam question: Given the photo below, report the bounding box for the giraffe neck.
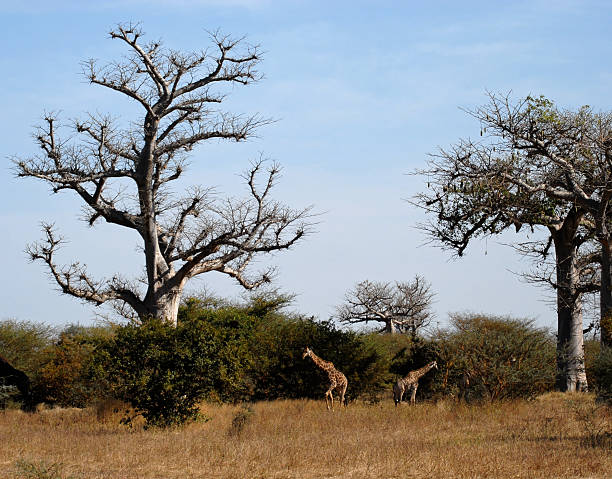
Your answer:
[309,351,333,372]
[408,363,434,381]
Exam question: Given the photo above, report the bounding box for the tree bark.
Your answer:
[385,320,398,334]
[553,224,588,391]
[143,285,183,325]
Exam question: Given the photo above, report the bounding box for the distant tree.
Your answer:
[336,276,434,335]
[14,23,311,326]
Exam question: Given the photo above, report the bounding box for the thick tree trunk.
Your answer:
[385,320,398,334]
[552,222,588,392]
[141,284,183,326]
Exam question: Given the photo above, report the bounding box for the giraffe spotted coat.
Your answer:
[303,347,348,410]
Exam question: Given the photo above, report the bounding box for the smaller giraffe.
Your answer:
[302,347,348,410]
[393,360,437,406]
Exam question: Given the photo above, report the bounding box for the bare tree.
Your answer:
[14,23,312,326]
[414,92,612,390]
[336,276,434,335]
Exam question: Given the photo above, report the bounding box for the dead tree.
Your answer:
[336,276,434,335]
[14,23,311,326]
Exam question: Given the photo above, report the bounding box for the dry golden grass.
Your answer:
[1,393,610,478]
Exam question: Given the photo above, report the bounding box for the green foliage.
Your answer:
[584,339,601,391]
[592,347,612,403]
[178,300,259,402]
[37,325,114,408]
[0,320,55,374]
[0,320,55,408]
[248,315,386,402]
[93,311,256,427]
[179,296,391,403]
[435,313,556,401]
[4,302,566,418]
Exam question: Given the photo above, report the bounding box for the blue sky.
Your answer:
[1,0,611,329]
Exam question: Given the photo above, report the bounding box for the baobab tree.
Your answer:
[14,24,311,326]
[415,93,612,390]
[336,276,434,335]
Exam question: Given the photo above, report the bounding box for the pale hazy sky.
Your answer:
[2,0,611,329]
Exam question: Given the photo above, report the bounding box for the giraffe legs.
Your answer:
[409,383,418,405]
[325,388,334,410]
[393,381,406,406]
[339,382,347,408]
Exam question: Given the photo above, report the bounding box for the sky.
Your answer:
[1,0,612,330]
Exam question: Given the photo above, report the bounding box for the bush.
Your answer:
[37,325,114,407]
[93,311,254,427]
[592,347,612,403]
[435,313,556,401]
[0,320,54,374]
[382,334,441,401]
[584,339,601,392]
[0,320,55,408]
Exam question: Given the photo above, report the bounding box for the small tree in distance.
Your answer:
[336,276,434,335]
[14,23,312,325]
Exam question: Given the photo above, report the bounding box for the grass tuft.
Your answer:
[13,460,76,479]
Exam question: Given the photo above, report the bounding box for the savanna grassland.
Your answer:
[1,394,610,479]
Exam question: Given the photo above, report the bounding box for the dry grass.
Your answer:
[1,394,610,478]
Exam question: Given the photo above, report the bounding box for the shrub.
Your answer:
[382,334,441,400]
[93,312,254,427]
[37,325,114,408]
[181,295,389,403]
[0,320,54,374]
[584,338,601,392]
[0,320,55,408]
[592,347,612,403]
[435,313,556,401]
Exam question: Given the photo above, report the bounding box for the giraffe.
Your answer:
[393,360,437,406]
[302,347,348,410]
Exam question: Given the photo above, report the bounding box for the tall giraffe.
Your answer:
[393,360,437,406]
[302,347,348,410]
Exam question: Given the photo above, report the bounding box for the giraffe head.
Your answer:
[302,346,313,359]
[430,360,438,370]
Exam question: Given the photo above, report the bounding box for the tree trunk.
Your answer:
[142,285,183,326]
[385,320,398,334]
[552,222,588,392]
